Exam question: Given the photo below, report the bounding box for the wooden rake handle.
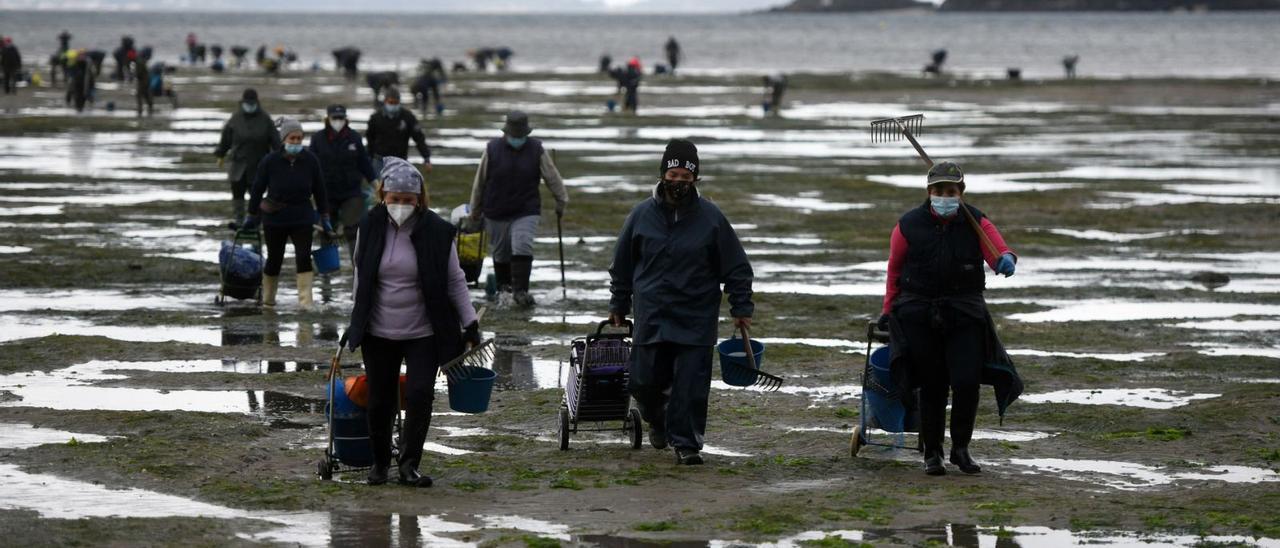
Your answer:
[739,325,757,370]
[896,123,1002,262]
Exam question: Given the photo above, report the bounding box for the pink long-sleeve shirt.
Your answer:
[882,211,1014,314]
[367,217,478,340]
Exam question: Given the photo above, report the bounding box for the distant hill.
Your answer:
[938,0,1280,9]
[769,0,936,12]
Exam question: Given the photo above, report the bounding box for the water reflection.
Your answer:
[492,349,538,390]
[327,512,472,547]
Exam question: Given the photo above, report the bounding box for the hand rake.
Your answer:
[869,113,1000,259]
[729,325,784,391]
[439,339,497,382]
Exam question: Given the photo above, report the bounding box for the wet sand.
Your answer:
[0,68,1279,546]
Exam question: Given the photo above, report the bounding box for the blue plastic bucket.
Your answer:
[606,99,617,112]
[325,378,373,467]
[447,366,497,413]
[312,243,340,275]
[864,345,907,432]
[716,337,766,387]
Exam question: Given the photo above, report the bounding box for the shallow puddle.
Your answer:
[1005,349,1164,362]
[1009,458,1280,491]
[1006,300,1280,323]
[750,192,873,213]
[1020,388,1218,409]
[0,314,222,344]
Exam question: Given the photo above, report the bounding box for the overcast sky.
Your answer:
[0,0,787,12]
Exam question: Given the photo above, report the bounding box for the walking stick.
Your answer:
[870,114,1000,260]
[552,149,567,301]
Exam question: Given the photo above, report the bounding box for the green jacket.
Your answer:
[215,109,280,183]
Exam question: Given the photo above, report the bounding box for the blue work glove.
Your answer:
[321,218,334,234]
[241,215,259,230]
[996,253,1016,277]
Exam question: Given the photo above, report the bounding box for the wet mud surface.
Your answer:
[1,67,1279,546]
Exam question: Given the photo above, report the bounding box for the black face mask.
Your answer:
[660,179,695,203]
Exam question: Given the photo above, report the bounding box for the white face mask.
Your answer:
[387,203,415,225]
[330,119,346,132]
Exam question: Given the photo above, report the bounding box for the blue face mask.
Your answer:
[241,102,258,114]
[384,103,400,116]
[930,196,960,217]
[506,136,527,149]
[284,143,305,155]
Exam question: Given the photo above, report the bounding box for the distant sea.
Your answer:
[2,10,1278,79]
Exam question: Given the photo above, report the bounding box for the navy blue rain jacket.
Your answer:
[309,125,377,205]
[609,184,754,346]
[248,150,328,227]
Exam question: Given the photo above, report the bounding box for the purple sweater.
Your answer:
[365,216,477,340]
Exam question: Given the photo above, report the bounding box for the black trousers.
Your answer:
[629,343,712,451]
[362,334,439,472]
[1,70,16,94]
[230,171,252,218]
[263,223,313,276]
[896,304,983,452]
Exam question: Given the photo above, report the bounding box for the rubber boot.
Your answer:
[397,408,434,487]
[511,255,535,308]
[297,271,314,311]
[919,386,947,476]
[262,275,278,307]
[949,385,981,474]
[494,261,512,293]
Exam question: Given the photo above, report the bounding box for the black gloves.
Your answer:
[875,313,891,333]
[463,321,481,348]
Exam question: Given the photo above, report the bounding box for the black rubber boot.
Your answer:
[367,463,389,486]
[949,385,981,474]
[675,448,703,465]
[494,261,512,292]
[920,387,947,476]
[511,255,535,307]
[396,408,434,488]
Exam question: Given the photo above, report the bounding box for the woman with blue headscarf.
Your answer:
[344,157,480,487]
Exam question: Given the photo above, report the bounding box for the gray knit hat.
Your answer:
[380,157,424,193]
[276,116,303,142]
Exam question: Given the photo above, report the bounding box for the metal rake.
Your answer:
[439,339,496,382]
[870,114,932,166]
[728,326,784,391]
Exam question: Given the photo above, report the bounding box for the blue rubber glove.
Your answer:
[321,218,334,233]
[241,215,259,230]
[996,253,1016,277]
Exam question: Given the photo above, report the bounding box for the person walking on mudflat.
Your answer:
[465,111,568,307]
[877,161,1023,476]
[242,117,331,311]
[215,88,279,223]
[607,139,753,466]
[346,157,481,487]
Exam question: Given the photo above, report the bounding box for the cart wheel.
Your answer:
[317,456,333,480]
[557,406,570,451]
[850,426,865,457]
[628,408,643,450]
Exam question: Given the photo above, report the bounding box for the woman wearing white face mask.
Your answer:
[877,161,1022,477]
[344,157,480,487]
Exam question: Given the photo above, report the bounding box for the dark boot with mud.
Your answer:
[397,408,433,488]
[511,255,535,307]
[949,385,981,474]
[492,261,512,301]
[920,386,947,476]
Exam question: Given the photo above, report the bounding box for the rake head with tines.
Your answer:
[733,326,784,391]
[440,339,497,381]
[870,114,924,142]
[870,114,933,166]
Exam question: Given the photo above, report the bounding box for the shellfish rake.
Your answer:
[439,339,497,381]
[870,112,1001,259]
[870,114,932,165]
[726,325,785,391]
